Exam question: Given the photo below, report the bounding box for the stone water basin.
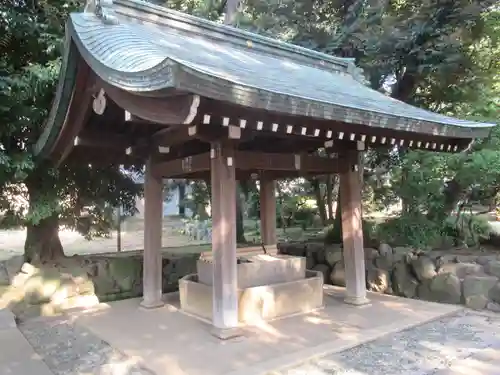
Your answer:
[179,254,323,323]
[196,254,306,289]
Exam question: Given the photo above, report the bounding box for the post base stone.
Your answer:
[344,295,370,306]
[211,326,242,340]
[139,299,165,310]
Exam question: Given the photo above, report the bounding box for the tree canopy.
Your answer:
[169,0,500,247]
[0,0,141,261]
[0,0,498,259]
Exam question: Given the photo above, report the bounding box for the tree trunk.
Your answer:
[392,71,418,103]
[236,184,246,243]
[224,0,241,25]
[25,175,65,263]
[24,214,64,263]
[310,178,327,226]
[400,164,410,215]
[429,179,464,220]
[178,181,186,217]
[276,182,287,232]
[329,192,343,243]
[326,175,334,221]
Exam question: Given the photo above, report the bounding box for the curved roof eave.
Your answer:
[66,12,494,140]
[36,5,496,160]
[34,28,80,158]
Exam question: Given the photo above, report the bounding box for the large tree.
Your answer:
[0,0,141,262]
[240,0,499,243]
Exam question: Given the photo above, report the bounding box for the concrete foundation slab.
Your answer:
[69,286,461,375]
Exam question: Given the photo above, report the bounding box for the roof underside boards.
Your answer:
[65,1,495,140]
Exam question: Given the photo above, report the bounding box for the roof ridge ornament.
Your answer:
[84,0,119,25]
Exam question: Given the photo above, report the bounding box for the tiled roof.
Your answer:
[68,0,494,138]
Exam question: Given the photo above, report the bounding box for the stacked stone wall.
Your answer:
[278,242,500,312]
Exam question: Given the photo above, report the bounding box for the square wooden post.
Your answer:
[140,157,164,309]
[340,150,369,305]
[260,175,277,245]
[210,142,240,338]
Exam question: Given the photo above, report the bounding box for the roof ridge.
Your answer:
[84,0,368,82]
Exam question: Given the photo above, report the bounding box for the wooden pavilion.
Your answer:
[36,0,494,338]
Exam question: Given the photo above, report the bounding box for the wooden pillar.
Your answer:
[210,142,240,338]
[340,150,369,305]
[140,157,164,309]
[260,175,277,245]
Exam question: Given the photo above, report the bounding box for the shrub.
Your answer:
[294,206,318,230]
[375,214,442,249]
[375,213,491,249]
[442,214,491,247]
[323,219,376,245]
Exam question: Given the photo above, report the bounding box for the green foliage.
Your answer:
[184,180,211,219]
[159,0,500,251]
[443,214,491,247]
[376,212,491,249]
[323,219,376,245]
[0,0,142,257]
[275,180,320,229]
[1,0,498,256]
[293,206,318,230]
[390,151,453,217]
[376,214,445,249]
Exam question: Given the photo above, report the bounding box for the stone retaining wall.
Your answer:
[86,251,199,301]
[0,245,275,317]
[3,242,500,318]
[278,242,500,312]
[0,251,199,316]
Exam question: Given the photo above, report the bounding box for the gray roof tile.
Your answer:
[67,0,494,139]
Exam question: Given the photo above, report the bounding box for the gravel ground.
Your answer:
[18,310,500,375]
[273,310,500,375]
[19,316,154,375]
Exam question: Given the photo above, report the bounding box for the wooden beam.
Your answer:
[99,79,201,125]
[200,99,465,153]
[74,130,131,149]
[127,123,221,156]
[123,125,198,156]
[201,113,329,146]
[152,152,210,177]
[149,149,341,178]
[153,141,210,162]
[124,112,158,125]
[201,100,330,140]
[235,151,340,173]
[153,125,199,146]
[239,136,324,153]
[136,169,347,180]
